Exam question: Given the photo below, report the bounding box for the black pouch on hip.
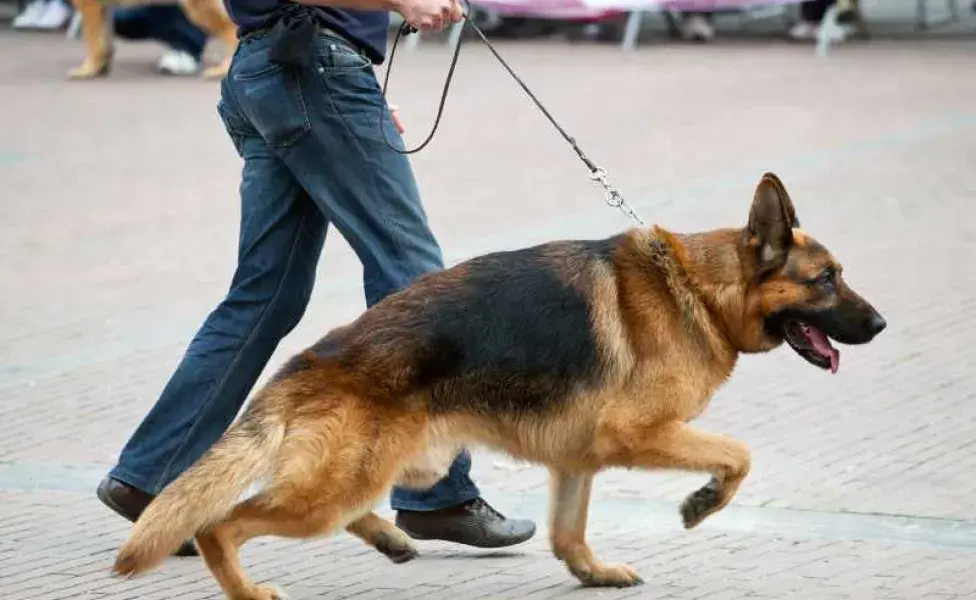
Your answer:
[268,9,317,67]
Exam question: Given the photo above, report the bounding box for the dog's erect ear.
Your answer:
[747,172,799,274]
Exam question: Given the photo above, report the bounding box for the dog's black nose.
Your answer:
[868,313,887,336]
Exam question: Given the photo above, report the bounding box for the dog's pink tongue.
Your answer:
[806,326,840,374]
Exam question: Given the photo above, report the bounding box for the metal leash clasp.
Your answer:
[589,168,645,226]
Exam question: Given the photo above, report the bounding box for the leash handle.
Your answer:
[379,18,467,154]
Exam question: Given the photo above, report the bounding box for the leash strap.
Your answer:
[379,10,645,226]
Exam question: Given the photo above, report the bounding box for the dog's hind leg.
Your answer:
[178,0,237,79]
[346,512,418,565]
[194,403,428,600]
[67,0,113,79]
[344,435,458,563]
[595,420,751,530]
[549,470,643,588]
[338,440,458,564]
[196,470,405,599]
[195,493,345,600]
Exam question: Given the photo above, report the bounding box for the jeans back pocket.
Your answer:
[231,47,312,149]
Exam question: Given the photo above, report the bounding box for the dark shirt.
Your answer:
[224,0,390,64]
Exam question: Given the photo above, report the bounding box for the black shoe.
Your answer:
[395,497,536,549]
[97,476,199,557]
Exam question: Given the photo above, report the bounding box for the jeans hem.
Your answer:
[107,465,157,496]
[390,486,481,512]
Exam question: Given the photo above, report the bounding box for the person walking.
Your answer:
[97,0,536,557]
[113,5,209,76]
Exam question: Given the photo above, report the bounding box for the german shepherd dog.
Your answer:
[66,0,236,79]
[111,173,886,599]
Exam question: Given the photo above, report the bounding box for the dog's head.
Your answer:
[743,173,886,373]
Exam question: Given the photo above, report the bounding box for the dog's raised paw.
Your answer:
[680,478,721,529]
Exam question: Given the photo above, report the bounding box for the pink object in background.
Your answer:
[469,0,806,19]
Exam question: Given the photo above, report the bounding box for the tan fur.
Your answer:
[111,172,884,599]
[588,259,637,382]
[66,0,236,80]
[395,441,459,490]
[549,471,641,586]
[114,402,286,577]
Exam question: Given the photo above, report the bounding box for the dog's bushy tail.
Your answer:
[112,406,285,577]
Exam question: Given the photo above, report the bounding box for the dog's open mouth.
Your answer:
[783,319,840,374]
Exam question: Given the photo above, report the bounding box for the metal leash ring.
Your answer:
[589,168,644,225]
[589,168,619,206]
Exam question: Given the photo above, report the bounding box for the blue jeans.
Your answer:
[113,5,207,61]
[109,28,480,512]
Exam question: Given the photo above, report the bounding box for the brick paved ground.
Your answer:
[2,11,976,599]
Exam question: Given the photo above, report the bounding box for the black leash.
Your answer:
[379,20,463,155]
[378,9,645,225]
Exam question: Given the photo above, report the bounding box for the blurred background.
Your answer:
[1,1,975,598]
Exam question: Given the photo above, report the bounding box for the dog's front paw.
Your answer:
[680,477,722,529]
[570,562,644,588]
[68,59,110,80]
[250,584,288,600]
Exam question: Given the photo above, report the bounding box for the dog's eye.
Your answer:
[817,269,836,287]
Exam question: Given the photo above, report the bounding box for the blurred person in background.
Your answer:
[677,2,853,44]
[13,0,71,30]
[789,0,853,41]
[675,2,855,44]
[13,0,209,76]
[113,5,209,75]
[679,11,715,42]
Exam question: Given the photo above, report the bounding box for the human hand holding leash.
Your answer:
[393,0,462,32]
